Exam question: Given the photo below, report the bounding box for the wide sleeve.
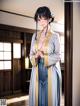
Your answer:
[44,33,61,67]
[29,33,37,66]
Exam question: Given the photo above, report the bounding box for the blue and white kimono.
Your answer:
[29,31,62,106]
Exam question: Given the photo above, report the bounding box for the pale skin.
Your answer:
[35,17,51,59]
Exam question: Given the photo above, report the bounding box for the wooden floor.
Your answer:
[7,94,29,106]
[5,93,64,106]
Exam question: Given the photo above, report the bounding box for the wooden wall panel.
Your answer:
[0,71,12,96]
[4,71,12,92]
[13,59,21,92]
[0,24,33,96]
[0,71,4,96]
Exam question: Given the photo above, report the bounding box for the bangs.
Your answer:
[37,13,48,20]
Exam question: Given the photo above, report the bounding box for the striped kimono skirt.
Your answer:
[38,57,48,106]
[38,57,61,106]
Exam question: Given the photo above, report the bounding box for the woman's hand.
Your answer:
[35,51,44,59]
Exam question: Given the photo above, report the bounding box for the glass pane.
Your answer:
[13,43,21,58]
[25,57,29,69]
[61,52,64,63]
[0,61,3,70]
[60,36,64,45]
[4,61,11,69]
[4,52,11,60]
[60,44,64,53]
[0,52,3,60]
[0,43,3,51]
[4,43,11,51]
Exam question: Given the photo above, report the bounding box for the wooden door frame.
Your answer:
[64,1,73,106]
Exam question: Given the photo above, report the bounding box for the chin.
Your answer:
[40,24,47,29]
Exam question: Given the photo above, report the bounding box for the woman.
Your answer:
[29,6,62,106]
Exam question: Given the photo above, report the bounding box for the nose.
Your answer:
[40,20,45,24]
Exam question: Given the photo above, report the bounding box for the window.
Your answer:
[60,35,64,63]
[0,42,11,70]
[13,43,21,58]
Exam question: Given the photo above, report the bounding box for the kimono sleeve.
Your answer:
[44,33,61,67]
[29,33,37,66]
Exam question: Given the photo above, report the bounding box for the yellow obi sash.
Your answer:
[35,31,53,106]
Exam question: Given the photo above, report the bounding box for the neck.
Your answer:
[42,25,50,35]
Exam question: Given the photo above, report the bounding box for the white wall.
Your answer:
[73,3,80,106]
[0,11,36,30]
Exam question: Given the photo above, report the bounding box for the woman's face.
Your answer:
[37,17,49,28]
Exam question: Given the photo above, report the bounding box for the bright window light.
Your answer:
[61,53,64,63]
[4,61,11,69]
[60,36,64,63]
[13,43,21,58]
[4,52,11,60]
[60,36,64,45]
[4,43,11,51]
[60,45,64,53]
[0,52,3,60]
[0,43,3,51]
[0,61,3,70]
[25,57,29,69]
[0,42,12,70]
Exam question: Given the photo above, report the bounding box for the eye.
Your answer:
[43,18,47,20]
[42,17,47,20]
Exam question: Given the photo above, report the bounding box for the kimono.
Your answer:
[29,30,62,106]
